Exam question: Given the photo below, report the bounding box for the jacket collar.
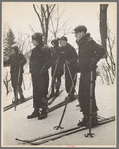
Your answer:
[76,33,93,45]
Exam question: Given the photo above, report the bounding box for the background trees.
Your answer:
[3,24,15,61]
[3,24,15,95]
[3,3,116,96]
[33,4,71,44]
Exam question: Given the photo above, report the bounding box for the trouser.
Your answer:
[65,65,77,95]
[51,66,63,93]
[51,76,61,93]
[11,73,24,99]
[32,71,49,111]
[78,70,98,115]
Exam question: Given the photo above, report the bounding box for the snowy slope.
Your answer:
[2,72,116,147]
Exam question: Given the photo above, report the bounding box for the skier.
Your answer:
[58,36,78,102]
[27,33,52,120]
[49,39,64,98]
[4,44,27,103]
[73,25,105,127]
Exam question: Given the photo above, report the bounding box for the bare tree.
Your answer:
[33,4,56,44]
[48,5,71,40]
[3,25,15,94]
[100,4,108,57]
[3,68,11,95]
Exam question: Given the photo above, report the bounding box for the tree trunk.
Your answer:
[100,4,108,58]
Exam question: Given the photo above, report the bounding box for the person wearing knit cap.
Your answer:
[49,39,64,98]
[4,43,27,103]
[58,36,78,102]
[27,32,52,120]
[73,25,105,127]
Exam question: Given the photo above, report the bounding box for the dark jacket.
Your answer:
[76,33,105,72]
[51,46,64,76]
[30,45,52,75]
[4,53,26,74]
[60,43,78,68]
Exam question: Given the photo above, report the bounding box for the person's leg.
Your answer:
[27,75,40,119]
[49,67,56,98]
[50,76,56,97]
[77,71,98,126]
[11,74,19,103]
[65,66,77,101]
[37,72,49,120]
[55,75,61,93]
[18,74,25,102]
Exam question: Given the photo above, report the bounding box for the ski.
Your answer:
[48,98,67,113]
[4,93,74,113]
[4,94,66,113]
[3,96,33,112]
[48,90,63,105]
[15,116,115,145]
[15,125,82,143]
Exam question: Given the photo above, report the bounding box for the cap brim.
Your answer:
[58,38,63,40]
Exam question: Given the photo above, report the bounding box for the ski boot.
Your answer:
[19,95,25,103]
[91,113,99,127]
[55,89,59,96]
[67,94,76,102]
[12,98,19,104]
[49,87,55,99]
[49,92,55,99]
[77,115,89,127]
[27,109,39,119]
[38,109,47,120]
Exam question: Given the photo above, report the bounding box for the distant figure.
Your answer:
[49,39,64,98]
[58,36,78,102]
[4,44,27,103]
[73,25,105,127]
[27,33,52,120]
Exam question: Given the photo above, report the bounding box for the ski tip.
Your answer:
[15,138,24,142]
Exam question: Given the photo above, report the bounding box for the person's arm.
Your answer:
[90,40,105,69]
[66,46,78,66]
[40,46,53,73]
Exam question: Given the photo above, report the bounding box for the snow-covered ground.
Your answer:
[2,68,116,147]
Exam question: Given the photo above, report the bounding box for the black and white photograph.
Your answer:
[2,2,117,147]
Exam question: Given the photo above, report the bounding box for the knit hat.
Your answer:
[58,36,67,42]
[73,25,87,33]
[11,43,19,50]
[32,32,43,43]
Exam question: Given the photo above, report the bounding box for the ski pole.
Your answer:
[54,73,77,130]
[14,66,21,111]
[85,70,94,137]
[65,61,78,96]
[22,75,25,90]
[48,57,59,98]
